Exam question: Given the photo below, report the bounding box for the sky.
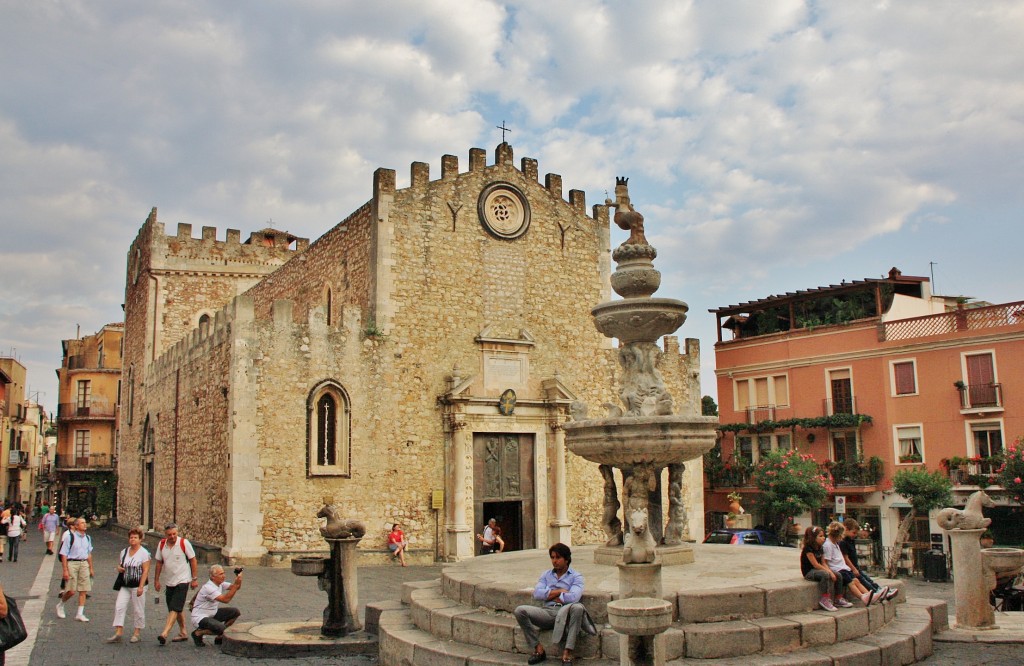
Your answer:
[1,1,1022,413]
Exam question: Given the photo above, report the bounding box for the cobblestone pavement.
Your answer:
[1,530,1021,664]
[2,527,441,665]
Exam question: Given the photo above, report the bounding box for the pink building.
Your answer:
[708,268,1024,563]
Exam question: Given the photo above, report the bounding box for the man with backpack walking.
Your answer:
[153,523,199,645]
[56,517,94,621]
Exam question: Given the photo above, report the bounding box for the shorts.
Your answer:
[67,560,92,592]
[388,543,399,552]
[165,583,190,612]
[44,530,56,542]
[197,607,241,635]
[838,569,856,585]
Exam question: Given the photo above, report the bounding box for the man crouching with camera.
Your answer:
[190,564,243,647]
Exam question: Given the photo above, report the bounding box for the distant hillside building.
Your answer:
[709,268,1024,564]
[55,323,124,517]
[118,143,706,564]
[1,357,28,501]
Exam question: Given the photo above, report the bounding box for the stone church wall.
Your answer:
[117,146,709,559]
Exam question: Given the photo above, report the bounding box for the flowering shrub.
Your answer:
[997,437,1024,503]
[752,449,833,530]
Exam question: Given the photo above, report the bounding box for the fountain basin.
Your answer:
[565,416,718,467]
[291,557,328,576]
[606,597,674,636]
[591,298,688,343]
[982,547,1024,578]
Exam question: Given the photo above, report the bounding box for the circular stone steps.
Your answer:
[367,546,944,664]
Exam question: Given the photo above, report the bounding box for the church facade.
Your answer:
[117,143,706,563]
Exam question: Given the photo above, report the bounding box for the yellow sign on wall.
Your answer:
[431,489,444,510]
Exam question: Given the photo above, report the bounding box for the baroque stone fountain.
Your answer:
[563,178,718,666]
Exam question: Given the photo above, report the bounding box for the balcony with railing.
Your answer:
[57,402,117,420]
[822,457,885,488]
[745,405,776,423]
[824,396,856,416]
[7,450,29,467]
[956,383,1003,412]
[944,456,1003,488]
[55,453,115,470]
[880,300,1024,342]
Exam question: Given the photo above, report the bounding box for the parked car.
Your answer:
[703,528,788,546]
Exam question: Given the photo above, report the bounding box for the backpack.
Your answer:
[66,530,92,551]
[158,537,189,555]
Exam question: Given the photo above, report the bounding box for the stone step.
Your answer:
[438,570,908,625]
[374,600,936,665]
[386,580,944,661]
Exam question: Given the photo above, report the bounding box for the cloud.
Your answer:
[1,1,1022,404]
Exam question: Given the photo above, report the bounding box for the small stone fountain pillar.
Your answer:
[947,529,994,629]
[291,498,367,637]
[937,490,999,630]
[322,537,362,636]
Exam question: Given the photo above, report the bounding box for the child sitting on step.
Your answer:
[801,526,844,611]
[824,521,888,606]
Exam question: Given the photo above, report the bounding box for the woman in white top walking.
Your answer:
[107,527,152,643]
[2,507,27,562]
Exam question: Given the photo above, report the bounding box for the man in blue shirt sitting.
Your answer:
[513,543,594,666]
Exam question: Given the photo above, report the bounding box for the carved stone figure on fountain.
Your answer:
[611,177,648,247]
[936,490,993,531]
[600,464,624,546]
[318,498,367,539]
[623,506,658,564]
[616,342,673,418]
[663,463,688,546]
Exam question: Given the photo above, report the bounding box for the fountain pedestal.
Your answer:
[322,537,362,637]
[606,597,673,666]
[947,529,993,629]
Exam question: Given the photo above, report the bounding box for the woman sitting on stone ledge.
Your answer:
[801,526,845,612]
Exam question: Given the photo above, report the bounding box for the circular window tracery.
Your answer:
[478,182,530,240]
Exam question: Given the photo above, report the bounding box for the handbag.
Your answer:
[112,549,127,591]
[0,594,28,650]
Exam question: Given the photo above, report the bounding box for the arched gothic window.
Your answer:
[307,380,350,476]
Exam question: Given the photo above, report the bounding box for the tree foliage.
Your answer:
[701,395,718,416]
[752,449,833,532]
[887,468,952,577]
[998,436,1024,503]
[892,468,952,513]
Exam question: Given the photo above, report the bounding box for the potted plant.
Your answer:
[980,531,995,549]
[727,491,744,515]
[954,380,966,390]
[898,452,923,464]
[725,512,737,528]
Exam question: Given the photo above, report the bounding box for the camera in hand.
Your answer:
[234,566,244,574]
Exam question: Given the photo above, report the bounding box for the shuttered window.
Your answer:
[893,361,916,395]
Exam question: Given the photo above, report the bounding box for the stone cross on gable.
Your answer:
[496,120,511,143]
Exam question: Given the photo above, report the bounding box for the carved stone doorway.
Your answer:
[473,433,535,554]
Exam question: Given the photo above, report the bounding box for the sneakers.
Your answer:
[835,598,854,608]
[818,597,838,612]
[75,614,89,622]
[56,602,66,619]
[192,630,206,647]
